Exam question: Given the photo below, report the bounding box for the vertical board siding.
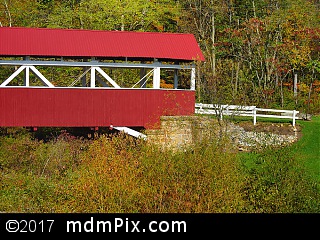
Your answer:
[0,88,195,129]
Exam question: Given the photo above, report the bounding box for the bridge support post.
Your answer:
[153,67,160,89]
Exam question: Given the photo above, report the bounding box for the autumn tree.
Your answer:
[179,0,320,113]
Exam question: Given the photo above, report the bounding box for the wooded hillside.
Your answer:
[1,0,319,114]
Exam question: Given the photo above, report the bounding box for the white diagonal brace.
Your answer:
[29,66,54,87]
[69,67,91,87]
[132,69,154,88]
[95,67,121,88]
[0,66,26,86]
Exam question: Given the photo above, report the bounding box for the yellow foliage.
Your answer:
[298,82,310,93]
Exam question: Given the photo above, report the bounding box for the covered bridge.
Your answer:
[0,27,205,138]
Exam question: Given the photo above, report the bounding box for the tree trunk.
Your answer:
[4,0,12,27]
[211,1,216,77]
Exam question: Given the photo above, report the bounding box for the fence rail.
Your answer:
[195,103,299,126]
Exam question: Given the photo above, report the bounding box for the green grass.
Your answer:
[223,113,319,182]
[239,115,319,181]
[238,115,319,212]
[294,116,320,182]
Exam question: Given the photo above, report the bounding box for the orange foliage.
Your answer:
[160,79,174,89]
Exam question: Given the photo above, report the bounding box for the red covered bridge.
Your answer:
[0,27,205,138]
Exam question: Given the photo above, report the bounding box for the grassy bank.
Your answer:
[294,116,320,182]
[238,116,319,212]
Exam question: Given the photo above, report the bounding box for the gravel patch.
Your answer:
[227,122,301,151]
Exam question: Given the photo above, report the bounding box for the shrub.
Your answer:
[54,132,246,213]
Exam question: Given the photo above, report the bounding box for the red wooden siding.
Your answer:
[0,88,195,129]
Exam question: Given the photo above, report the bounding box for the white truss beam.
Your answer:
[190,67,196,90]
[0,65,54,87]
[24,66,30,86]
[114,127,147,140]
[90,67,96,87]
[94,67,121,88]
[0,59,196,90]
[29,66,54,87]
[1,66,26,86]
[153,67,161,89]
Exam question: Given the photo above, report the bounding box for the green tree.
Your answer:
[45,0,180,32]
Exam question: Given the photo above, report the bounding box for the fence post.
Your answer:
[218,105,223,120]
[293,110,296,126]
[253,107,257,125]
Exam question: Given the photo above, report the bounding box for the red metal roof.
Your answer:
[0,27,205,61]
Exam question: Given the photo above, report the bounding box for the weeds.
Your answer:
[0,120,318,213]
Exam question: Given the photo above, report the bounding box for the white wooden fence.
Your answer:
[195,103,299,126]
